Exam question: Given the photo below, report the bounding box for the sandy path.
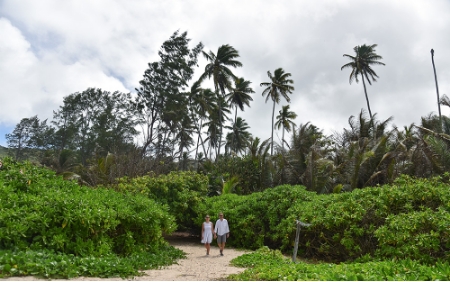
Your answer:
[137,237,249,281]
[1,237,249,281]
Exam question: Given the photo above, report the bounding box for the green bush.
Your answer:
[0,245,185,279]
[280,175,450,262]
[228,247,450,281]
[374,208,450,262]
[0,157,176,257]
[117,171,208,231]
[197,174,450,263]
[196,185,315,249]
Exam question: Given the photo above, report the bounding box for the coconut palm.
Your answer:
[226,77,254,124]
[225,117,252,156]
[188,82,215,161]
[274,105,297,151]
[246,136,271,190]
[260,68,295,155]
[199,44,242,158]
[341,44,385,120]
[204,93,231,158]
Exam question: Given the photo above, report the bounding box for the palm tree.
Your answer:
[225,117,252,156]
[188,82,215,161]
[175,115,195,169]
[274,105,297,151]
[199,44,242,159]
[226,77,254,124]
[204,93,231,158]
[341,44,385,120]
[246,136,271,190]
[260,68,295,155]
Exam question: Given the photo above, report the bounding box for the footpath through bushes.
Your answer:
[3,156,450,279]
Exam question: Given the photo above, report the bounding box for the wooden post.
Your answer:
[292,220,311,263]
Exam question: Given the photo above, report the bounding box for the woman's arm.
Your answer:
[201,223,204,238]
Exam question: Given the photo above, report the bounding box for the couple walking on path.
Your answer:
[201,212,230,256]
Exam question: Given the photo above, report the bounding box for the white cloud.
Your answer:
[1,0,450,147]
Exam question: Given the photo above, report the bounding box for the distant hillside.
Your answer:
[0,145,10,158]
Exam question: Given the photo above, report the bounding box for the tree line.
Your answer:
[5,30,450,194]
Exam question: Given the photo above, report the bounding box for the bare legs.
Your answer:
[205,243,210,255]
[217,242,225,255]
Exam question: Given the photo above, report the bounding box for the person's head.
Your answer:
[218,212,224,220]
[205,215,210,221]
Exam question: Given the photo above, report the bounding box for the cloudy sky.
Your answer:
[1,0,450,148]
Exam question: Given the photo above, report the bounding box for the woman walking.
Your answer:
[201,215,214,255]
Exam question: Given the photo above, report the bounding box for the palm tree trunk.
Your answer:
[361,75,373,120]
[194,119,208,162]
[195,134,200,168]
[271,99,276,156]
[431,49,442,131]
[216,90,224,161]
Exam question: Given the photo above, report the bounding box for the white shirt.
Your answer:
[214,218,230,236]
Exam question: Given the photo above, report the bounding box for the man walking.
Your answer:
[214,212,230,256]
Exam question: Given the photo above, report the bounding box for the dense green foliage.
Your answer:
[2,155,450,279]
[284,175,450,263]
[0,158,176,256]
[196,185,316,249]
[228,247,450,281]
[117,171,209,231]
[0,246,184,279]
[199,175,450,264]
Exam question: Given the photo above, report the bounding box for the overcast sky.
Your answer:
[1,0,450,148]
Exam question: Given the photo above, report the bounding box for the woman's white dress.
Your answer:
[201,222,213,244]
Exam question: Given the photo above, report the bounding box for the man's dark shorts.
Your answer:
[217,234,227,243]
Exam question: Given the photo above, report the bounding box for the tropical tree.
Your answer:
[333,111,396,190]
[341,44,385,120]
[246,137,272,190]
[199,44,242,158]
[274,105,297,151]
[260,68,295,155]
[204,93,231,158]
[175,114,195,168]
[188,82,215,162]
[225,117,252,156]
[287,122,323,185]
[226,77,254,124]
[135,30,203,158]
[6,116,53,161]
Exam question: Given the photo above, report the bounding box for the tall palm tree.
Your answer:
[341,44,385,120]
[226,77,254,124]
[175,115,195,169]
[199,44,242,159]
[204,93,231,157]
[274,105,297,151]
[188,82,215,161]
[260,68,295,155]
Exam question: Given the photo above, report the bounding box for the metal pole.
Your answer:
[431,49,442,130]
[292,221,301,262]
[292,220,311,263]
